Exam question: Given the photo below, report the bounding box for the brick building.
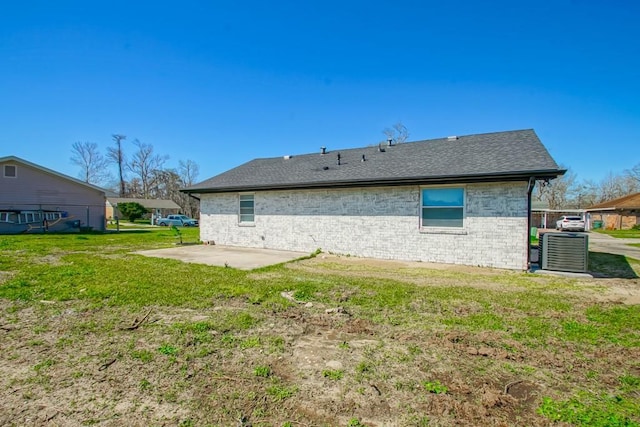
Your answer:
[183,130,563,270]
[586,192,640,230]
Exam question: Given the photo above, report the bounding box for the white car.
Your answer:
[556,215,585,232]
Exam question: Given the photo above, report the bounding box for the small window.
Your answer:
[3,165,17,178]
[239,194,255,223]
[421,187,465,228]
[45,212,62,221]
[0,212,11,223]
[18,211,42,224]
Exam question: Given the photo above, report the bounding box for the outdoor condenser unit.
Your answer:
[540,233,589,273]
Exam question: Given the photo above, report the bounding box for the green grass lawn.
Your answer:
[595,229,640,239]
[0,230,638,426]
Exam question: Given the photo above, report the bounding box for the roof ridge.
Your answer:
[251,129,536,161]
[587,191,640,209]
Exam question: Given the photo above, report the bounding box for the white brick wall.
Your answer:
[200,182,530,270]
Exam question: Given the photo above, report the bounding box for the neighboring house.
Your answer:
[585,192,640,230]
[531,201,585,230]
[106,197,181,224]
[183,129,564,270]
[0,156,106,233]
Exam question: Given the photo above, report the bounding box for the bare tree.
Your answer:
[107,134,127,196]
[127,178,143,198]
[597,172,640,202]
[382,122,410,144]
[179,159,199,187]
[534,169,577,210]
[179,160,200,217]
[127,139,168,198]
[70,141,110,184]
[626,162,640,185]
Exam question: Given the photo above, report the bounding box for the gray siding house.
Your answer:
[0,156,106,233]
[183,130,564,270]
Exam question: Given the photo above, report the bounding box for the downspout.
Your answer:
[526,177,536,271]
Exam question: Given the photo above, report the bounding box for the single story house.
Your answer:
[106,197,181,224]
[183,129,564,270]
[585,192,640,230]
[0,156,106,233]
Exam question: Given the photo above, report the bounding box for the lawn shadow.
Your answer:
[589,252,639,279]
[104,229,153,234]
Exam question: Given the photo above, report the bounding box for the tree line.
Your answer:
[70,135,200,217]
[535,163,640,210]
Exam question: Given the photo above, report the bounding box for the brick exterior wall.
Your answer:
[199,182,530,270]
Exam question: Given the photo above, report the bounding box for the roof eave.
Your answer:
[181,169,564,194]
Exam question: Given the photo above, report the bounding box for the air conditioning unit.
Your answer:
[540,233,589,273]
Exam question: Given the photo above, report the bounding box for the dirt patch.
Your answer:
[0,271,16,285]
[1,254,639,425]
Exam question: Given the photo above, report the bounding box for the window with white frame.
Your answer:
[0,212,11,223]
[45,212,62,221]
[3,165,17,178]
[239,194,255,223]
[421,187,465,228]
[18,211,42,224]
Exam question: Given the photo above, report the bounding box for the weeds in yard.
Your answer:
[539,393,639,426]
[254,365,271,378]
[158,344,178,356]
[1,231,639,425]
[422,380,448,394]
[322,369,344,380]
[131,349,154,362]
[266,384,297,401]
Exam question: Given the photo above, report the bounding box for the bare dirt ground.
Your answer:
[1,255,639,426]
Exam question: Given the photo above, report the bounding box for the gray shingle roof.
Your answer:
[184,129,563,193]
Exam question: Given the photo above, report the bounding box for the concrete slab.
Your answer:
[135,244,310,270]
[530,267,593,278]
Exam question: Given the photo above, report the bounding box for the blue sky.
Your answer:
[1,1,639,185]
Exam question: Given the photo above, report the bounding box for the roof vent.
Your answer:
[283,155,292,160]
[320,146,326,155]
[322,166,329,170]
[361,154,366,162]
[447,136,458,141]
[387,137,393,146]
[378,143,385,152]
[336,153,341,165]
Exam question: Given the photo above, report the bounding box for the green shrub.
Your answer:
[117,202,148,222]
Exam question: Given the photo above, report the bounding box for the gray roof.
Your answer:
[184,129,563,193]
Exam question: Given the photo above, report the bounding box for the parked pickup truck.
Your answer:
[156,214,199,227]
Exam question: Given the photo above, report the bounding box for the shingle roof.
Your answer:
[586,192,640,210]
[184,129,563,193]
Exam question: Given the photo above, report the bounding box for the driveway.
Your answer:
[136,244,310,270]
[587,232,640,260]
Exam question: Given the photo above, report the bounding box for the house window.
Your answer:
[3,165,17,178]
[239,194,255,223]
[45,212,62,221]
[19,211,42,224]
[421,187,465,228]
[0,212,11,223]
